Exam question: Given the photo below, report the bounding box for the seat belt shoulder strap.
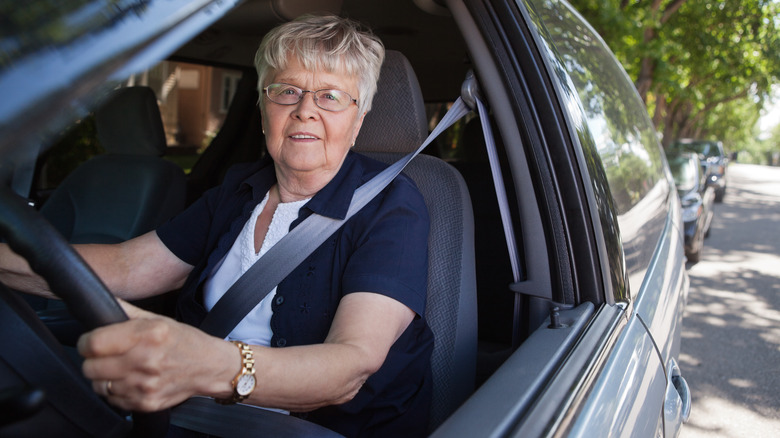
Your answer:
[199,98,471,338]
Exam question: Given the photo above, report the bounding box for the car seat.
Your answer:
[40,86,187,244]
[353,50,478,431]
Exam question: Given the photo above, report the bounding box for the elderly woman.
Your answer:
[0,14,432,437]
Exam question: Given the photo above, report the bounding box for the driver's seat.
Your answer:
[168,51,478,436]
[353,50,478,431]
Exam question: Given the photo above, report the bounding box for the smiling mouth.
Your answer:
[290,134,318,140]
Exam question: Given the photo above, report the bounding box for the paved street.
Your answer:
[679,164,780,438]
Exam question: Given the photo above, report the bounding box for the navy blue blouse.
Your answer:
[157,151,433,437]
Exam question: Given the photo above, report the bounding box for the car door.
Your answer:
[433,0,689,436]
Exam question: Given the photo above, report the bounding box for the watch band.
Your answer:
[216,341,256,405]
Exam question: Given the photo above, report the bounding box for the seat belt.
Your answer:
[199,98,472,338]
[476,96,526,348]
[174,84,523,437]
[462,73,524,347]
[465,81,521,281]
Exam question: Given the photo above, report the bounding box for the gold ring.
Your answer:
[106,380,114,396]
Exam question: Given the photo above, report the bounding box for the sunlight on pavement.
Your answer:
[682,396,780,438]
[679,164,780,438]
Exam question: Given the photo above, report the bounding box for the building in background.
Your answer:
[127,61,242,151]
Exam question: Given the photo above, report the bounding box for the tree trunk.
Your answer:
[636,0,688,103]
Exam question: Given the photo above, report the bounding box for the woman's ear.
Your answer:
[351,112,367,147]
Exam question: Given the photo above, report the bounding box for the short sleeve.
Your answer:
[156,190,217,266]
[341,175,430,316]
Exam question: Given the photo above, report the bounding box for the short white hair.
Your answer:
[255,15,385,114]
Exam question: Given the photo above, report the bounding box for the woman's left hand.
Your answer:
[77,300,235,412]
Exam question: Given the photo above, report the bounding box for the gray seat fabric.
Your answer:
[354,50,478,431]
[41,86,187,244]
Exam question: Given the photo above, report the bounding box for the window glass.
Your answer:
[522,0,671,296]
[221,73,242,113]
[524,0,666,214]
[669,140,721,159]
[667,155,697,192]
[32,61,243,202]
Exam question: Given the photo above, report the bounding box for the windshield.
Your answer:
[670,140,720,158]
[0,0,237,198]
[667,155,697,192]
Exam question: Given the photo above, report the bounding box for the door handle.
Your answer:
[672,372,691,422]
[664,359,691,437]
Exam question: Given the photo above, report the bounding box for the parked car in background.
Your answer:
[667,152,715,263]
[670,139,729,202]
[0,0,690,436]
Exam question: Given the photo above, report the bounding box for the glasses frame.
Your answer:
[262,83,358,112]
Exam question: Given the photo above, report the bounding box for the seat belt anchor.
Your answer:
[460,70,483,111]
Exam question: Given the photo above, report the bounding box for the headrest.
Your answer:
[354,51,428,154]
[95,86,167,156]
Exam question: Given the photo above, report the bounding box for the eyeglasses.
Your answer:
[262,83,358,112]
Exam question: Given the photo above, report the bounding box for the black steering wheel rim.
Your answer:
[0,186,127,328]
[0,186,171,436]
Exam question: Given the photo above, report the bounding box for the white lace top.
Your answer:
[203,191,310,346]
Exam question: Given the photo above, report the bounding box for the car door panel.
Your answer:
[437,302,664,438]
[632,197,689,367]
[569,315,666,438]
[431,303,596,437]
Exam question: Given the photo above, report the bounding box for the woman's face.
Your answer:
[261,56,365,182]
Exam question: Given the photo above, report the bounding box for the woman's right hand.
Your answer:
[78,299,237,412]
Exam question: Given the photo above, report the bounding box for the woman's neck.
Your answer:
[274,166,338,203]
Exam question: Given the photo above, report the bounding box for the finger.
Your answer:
[77,319,145,358]
[77,326,130,358]
[82,352,135,381]
[90,379,139,412]
[91,374,174,412]
[93,379,119,398]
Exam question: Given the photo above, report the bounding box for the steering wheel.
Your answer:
[0,186,168,436]
[0,186,345,437]
[0,188,126,327]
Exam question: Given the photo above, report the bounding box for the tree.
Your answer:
[569,0,780,154]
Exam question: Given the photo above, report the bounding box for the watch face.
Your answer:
[236,374,256,396]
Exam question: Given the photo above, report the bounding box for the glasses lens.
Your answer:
[314,90,351,111]
[266,84,301,105]
[265,84,355,111]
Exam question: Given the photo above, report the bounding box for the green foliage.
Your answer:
[568,0,780,153]
[743,121,780,165]
[739,137,777,165]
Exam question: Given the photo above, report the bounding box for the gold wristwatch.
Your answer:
[217,341,256,404]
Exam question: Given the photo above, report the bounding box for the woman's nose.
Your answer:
[293,92,320,118]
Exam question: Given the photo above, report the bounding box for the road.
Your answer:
[679,163,780,438]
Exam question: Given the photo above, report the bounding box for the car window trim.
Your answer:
[432,302,627,437]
